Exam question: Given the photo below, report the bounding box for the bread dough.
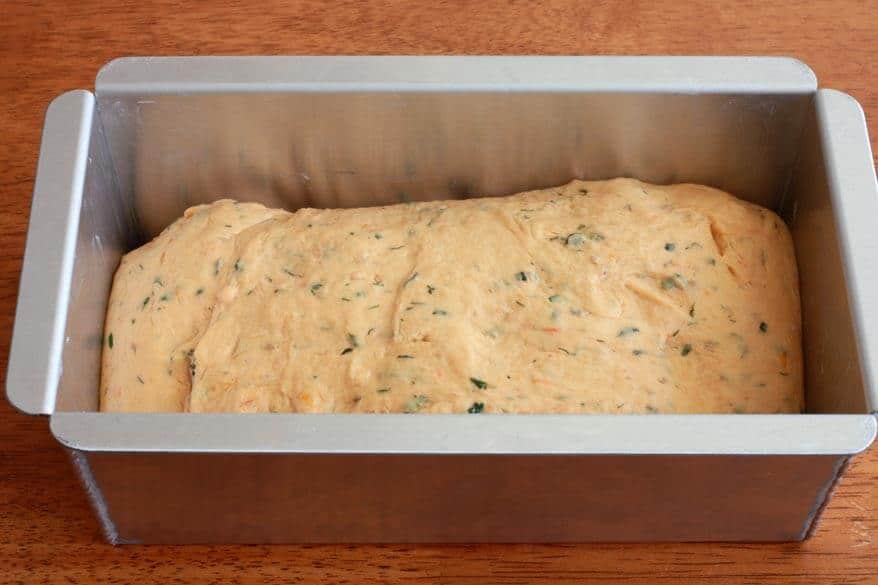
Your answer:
[100,178,803,414]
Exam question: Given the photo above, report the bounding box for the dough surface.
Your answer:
[100,179,803,414]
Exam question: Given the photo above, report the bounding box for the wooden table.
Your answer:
[2,1,876,582]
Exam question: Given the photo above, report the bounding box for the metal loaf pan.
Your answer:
[6,57,878,543]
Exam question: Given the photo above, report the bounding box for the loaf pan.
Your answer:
[6,56,878,543]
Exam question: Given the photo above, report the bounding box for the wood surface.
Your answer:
[1,0,877,582]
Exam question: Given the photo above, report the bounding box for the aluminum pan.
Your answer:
[7,58,876,459]
[51,413,876,455]
[98,56,817,242]
[96,55,817,94]
[817,90,878,413]
[6,90,93,415]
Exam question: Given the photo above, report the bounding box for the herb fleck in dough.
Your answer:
[101,179,803,414]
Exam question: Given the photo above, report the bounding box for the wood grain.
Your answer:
[1,0,876,582]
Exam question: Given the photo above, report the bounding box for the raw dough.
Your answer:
[100,178,803,414]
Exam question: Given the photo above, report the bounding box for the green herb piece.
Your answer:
[159,294,170,302]
[707,257,717,265]
[341,347,353,355]
[681,344,693,356]
[367,327,376,336]
[153,277,164,287]
[397,354,414,359]
[347,333,360,348]
[377,387,391,393]
[310,282,323,295]
[224,224,232,228]
[368,304,380,310]
[617,326,640,337]
[548,294,564,303]
[404,393,428,413]
[355,290,366,298]
[633,349,645,356]
[689,304,695,318]
[661,277,677,290]
[470,377,488,390]
[390,245,407,251]
[433,309,448,316]
[136,375,144,384]
[130,318,136,325]
[213,259,222,275]
[107,333,114,349]
[645,405,659,413]
[558,347,573,355]
[234,259,244,272]
[341,297,351,302]
[427,285,436,295]
[515,271,529,282]
[195,288,204,296]
[664,242,676,251]
[374,233,383,240]
[588,232,605,242]
[141,296,150,309]
[282,268,300,278]
[515,300,526,307]
[565,233,585,248]
[403,272,419,287]
[759,321,768,333]
[467,402,485,414]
